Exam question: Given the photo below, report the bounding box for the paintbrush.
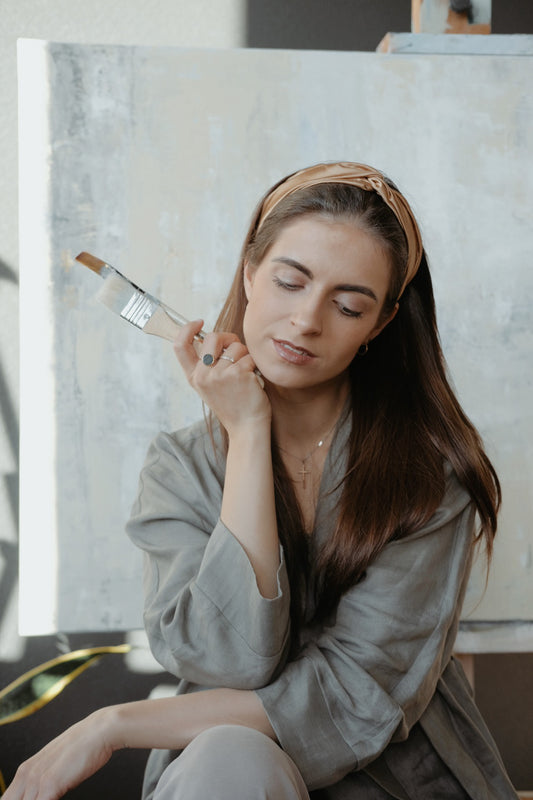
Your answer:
[75,252,205,343]
[75,252,265,385]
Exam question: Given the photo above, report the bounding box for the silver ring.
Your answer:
[202,353,215,366]
[219,354,235,363]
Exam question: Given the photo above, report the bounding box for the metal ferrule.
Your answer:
[120,292,158,329]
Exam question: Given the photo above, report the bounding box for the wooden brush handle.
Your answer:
[143,305,264,386]
[143,306,187,342]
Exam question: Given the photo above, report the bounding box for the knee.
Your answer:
[188,723,267,756]
[178,724,282,779]
[202,723,281,754]
[154,725,308,800]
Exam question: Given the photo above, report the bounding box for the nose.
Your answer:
[290,293,323,335]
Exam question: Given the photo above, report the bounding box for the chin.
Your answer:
[259,364,328,393]
[254,360,304,388]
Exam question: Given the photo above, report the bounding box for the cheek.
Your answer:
[334,332,366,367]
[337,347,358,371]
[245,288,275,325]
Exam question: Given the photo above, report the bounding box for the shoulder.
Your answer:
[357,465,476,603]
[127,418,226,545]
[391,461,474,550]
[142,417,226,491]
[157,416,222,456]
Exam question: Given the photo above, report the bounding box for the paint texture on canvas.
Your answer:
[18,41,533,632]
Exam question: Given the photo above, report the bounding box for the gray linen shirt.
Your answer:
[126,413,517,800]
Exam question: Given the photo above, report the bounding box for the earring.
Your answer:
[358,342,369,356]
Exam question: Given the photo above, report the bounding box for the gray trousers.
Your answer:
[152,725,310,800]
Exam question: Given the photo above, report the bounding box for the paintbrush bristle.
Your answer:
[96,271,160,331]
[96,271,141,315]
[75,251,108,274]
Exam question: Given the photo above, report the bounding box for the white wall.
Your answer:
[0,0,245,661]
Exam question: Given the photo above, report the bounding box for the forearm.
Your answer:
[173,323,279,599]
[107,688,276,752]
[3,689,276,799]
[221,422,280,598]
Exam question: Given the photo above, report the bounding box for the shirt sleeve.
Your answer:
[255,467,476,790]
[126,429,291,689]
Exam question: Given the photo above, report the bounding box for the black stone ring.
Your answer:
[202,353,216,366]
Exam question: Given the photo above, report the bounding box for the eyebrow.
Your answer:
[271,257,378,302]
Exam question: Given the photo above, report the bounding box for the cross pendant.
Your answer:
[298,463,311,489]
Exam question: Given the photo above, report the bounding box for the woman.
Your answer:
[6,162,518,799]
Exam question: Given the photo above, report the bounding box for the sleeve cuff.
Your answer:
[195,519,290,658]
[256,654,402,790]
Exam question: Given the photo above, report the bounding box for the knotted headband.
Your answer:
[257,162,423,297]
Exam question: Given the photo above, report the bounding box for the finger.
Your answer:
[217,341,249,366]
[200,332,240,359]
[198,332,242,369]
[223,342,249,359]
[232,352,261,377]
[211,343,264,388]
[173,319,205,378]
[234,353,265,388]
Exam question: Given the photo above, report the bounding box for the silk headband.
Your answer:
[257,162,423,297]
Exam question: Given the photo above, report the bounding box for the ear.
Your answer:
[243,261,255,302]
[368,302,399,342]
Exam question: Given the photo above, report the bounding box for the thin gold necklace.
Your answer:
[277,417,339,490]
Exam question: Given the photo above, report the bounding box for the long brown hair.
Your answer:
[215,173,500,637]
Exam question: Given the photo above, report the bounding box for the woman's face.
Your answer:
[243,214,397,394]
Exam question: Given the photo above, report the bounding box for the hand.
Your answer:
[4,709,115,800]
[174,320,271,434]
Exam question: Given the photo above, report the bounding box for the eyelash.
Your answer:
[273,277,363,319]
[337,304,363,319]
[273,277,299,291]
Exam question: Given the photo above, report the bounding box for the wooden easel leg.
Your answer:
[411,0,491,34]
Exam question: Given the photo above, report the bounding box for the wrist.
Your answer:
[93,705,127,753]
[226,416,272,447]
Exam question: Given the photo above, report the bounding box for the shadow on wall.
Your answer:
[0,258,19,639]
[0,257,165,798]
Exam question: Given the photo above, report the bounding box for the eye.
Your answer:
[273,276,301,291]
[336,302,363,319]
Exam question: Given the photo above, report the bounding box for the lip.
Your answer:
[273,339,317,365]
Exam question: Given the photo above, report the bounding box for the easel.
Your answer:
[379,0,533,55]
[411,0,492,35]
